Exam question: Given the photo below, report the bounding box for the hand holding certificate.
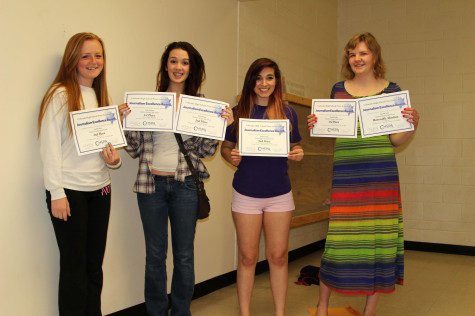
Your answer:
[70,105,127,156]
[239,119,290,157]
[358,90,414,138]
[175,95,228,140]
[310,91,414,139]
[123,92,176,131]
[310,99,357,138]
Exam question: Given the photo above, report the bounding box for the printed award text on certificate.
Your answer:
[123,92,176,131]
[70,105,127,156]
[239,118,290,157]
[310,99,357,138]
[357,90,414,138]
[175,95,228,140]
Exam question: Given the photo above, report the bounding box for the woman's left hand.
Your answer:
[221,106,234,127]
[402,107,420,130]
[307,114,318,130]
[101,143,120,165]
[288,147,304,161]
[118,103,131,126]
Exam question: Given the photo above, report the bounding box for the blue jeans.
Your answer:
[137,175,198,316]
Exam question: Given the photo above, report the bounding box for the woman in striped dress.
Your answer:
[308,32,420,316]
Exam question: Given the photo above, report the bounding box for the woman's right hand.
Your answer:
[221,106,234,127]
[230,149,242,167]
[307,114,317,130]
[118,103,131,126]
[51,197,70,221]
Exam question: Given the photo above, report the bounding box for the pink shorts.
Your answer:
[231,189,295,214]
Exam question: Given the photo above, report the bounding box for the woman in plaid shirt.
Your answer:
[121,42,233,316]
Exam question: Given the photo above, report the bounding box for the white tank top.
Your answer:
[151,132,191,172]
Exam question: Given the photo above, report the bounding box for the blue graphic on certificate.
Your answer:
[70,105,127,156]
[123,92,176,131]
[175,95,228,141]
[310,99,358,138]
[357,90,413,138]
[239,118,290,157]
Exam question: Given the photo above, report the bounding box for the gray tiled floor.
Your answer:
[190,249,475,315]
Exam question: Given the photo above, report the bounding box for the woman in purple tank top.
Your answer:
[222,58,304,316]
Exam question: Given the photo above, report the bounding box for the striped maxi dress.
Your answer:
[319,81,404,295]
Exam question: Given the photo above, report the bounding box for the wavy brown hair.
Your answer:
[232,58,290,138]
[341,32,386,80]
[156,41,205,95]
[38,32,109,135]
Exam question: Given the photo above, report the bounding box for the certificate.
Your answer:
[357,90,414,138]
[238,118,290,157]
[175,95,228,140]
[310,99,357,138]
[70,105,127,156]
[123,92,175,131]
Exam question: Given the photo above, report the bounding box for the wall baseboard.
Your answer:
[404,240,475,256]
[107,303,147,316]
[107,239,326,315]
[108,239,474,315]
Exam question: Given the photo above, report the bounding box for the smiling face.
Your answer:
[348,41,375,77]
[253,67,276,105]
[166,48,190,89]
[76,39,104,87]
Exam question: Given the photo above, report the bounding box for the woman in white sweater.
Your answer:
[38,32,121,316]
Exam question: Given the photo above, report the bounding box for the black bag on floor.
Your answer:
[295,265,320,286]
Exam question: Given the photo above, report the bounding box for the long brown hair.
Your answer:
[37,32,109,135]
[341,32,387,80]
[232,58,289,137]
[156,41,205,96]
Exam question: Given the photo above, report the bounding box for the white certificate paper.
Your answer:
[357,90,414,138]
[175,95,228,140]
[239,119,290,157]
[310,99,357,138]
[123,92,176,131]
[70,105,127,156]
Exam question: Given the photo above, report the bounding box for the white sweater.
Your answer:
[40,85,112,200]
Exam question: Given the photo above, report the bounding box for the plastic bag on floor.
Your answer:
[308,306,361,316]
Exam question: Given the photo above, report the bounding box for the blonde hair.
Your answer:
[341,32,386,80]
[38,32,109,135]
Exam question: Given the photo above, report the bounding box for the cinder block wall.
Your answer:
[338,0,475,246]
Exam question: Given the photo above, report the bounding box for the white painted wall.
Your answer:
[0,1,238,314]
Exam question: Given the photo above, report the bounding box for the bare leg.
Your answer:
[363,293,379,316]
[262,211,293,316]
[316,281,331,316]
[232,212,263,316]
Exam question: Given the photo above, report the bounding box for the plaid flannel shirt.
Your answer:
[124,131,218,194]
